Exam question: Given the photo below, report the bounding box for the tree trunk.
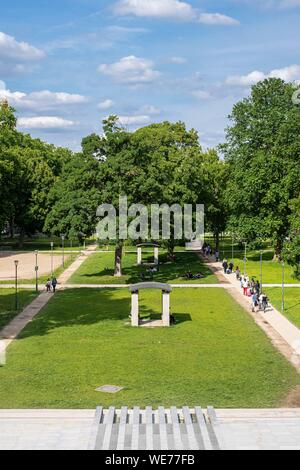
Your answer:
[18,227,25,248]
[9,217,14,239]
[273,241,283,261]
[114,243,123,277]
[215,232,220,251]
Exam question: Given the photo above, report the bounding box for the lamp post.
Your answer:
[243,242,247,276]
[35,250,39,293]
[61,234,65,268]
[231,234,235,263]
[260,251,263,293]
[14,260,19,310]
[50,242,54,277]
[282,260,285,313]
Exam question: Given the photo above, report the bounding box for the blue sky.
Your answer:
[1,0,300,150]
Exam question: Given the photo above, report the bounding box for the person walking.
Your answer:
[215,250,220,262]
[242,278,249,296]
[222,259,228,274]
[51,277,58,293]
[236,266,241,280]
[46,279,52,293]
[251,292,258,312]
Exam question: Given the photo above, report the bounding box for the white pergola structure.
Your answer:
[129,282,172,327]
[137,243,159,266]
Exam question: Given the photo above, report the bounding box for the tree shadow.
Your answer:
[16,289,193,340]
[78,252,214,284]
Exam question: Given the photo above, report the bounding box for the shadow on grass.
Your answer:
[18,289,131,339]
[17,288,193,339]
[79,252,213,284]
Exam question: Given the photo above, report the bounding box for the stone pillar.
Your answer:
[137,247,142,265]
[162,291,170,327]
[154,246,159,265]
[131,291,139,327]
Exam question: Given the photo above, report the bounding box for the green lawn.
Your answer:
[0,288,298,409]
[0,289,37,330]
[69,251,217,285]
[266,288,300,329]
[229,251,299,284]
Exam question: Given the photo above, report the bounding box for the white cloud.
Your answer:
[99,55,161,83]
[118,115,152,126]
[0,32,45,61]
[114,0,196,20]
[198,13,240,25]
[226,65,300,86]
[170,56,187,64]
[98,99,115,110]
[113,0,239,25]
[18,116,75,130]
[140,104,161,115]
[0,82,88,111]
[191,89,212,100]
[0,32,45,75]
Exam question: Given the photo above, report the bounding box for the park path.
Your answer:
[201,253,300,373]
[0,245,98,357]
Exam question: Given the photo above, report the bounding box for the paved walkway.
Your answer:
[0,291,54,353]
[203,255,300,365]
[57,244,98,284]
[1,408,300,450]
[0,245,98,355]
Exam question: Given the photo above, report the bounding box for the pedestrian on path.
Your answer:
[46,279,52,293]
[251,292,258,312]
[222,259,228,274]
[51,277,58,293]
[242,278,249,296]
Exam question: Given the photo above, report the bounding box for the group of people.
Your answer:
[184,271,205,280]
[46,277,58,293]
[224,262,269,313]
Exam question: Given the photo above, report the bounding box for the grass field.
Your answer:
[227,251,299,284]
[266,288,300,329]
[0,288,298,409]
[69,251,217,285]
[0,289,37,330]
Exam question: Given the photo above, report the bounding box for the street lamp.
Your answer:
[282,260,285,313]
[231,233,235,263]
[35,250,39,293]
[61,234,65,268]
[50,242,54,277]
[243,242,247,276]
[260,250,263,293]
[14,260,19,310]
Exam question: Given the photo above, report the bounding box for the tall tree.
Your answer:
[222,78,300,258]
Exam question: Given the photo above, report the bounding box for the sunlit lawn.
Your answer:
[266,288,300,329]
[229,251,299,284]
[0,288,299,409]
[0,289,37,330]
[69,251,217,285]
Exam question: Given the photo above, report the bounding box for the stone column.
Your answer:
[162,291,170,327]
[131,291,139,327]
[137,247,142,265]
[154,246,159,265]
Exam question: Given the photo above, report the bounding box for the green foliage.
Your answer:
[44,153,100,242]
[222,78,300,255]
